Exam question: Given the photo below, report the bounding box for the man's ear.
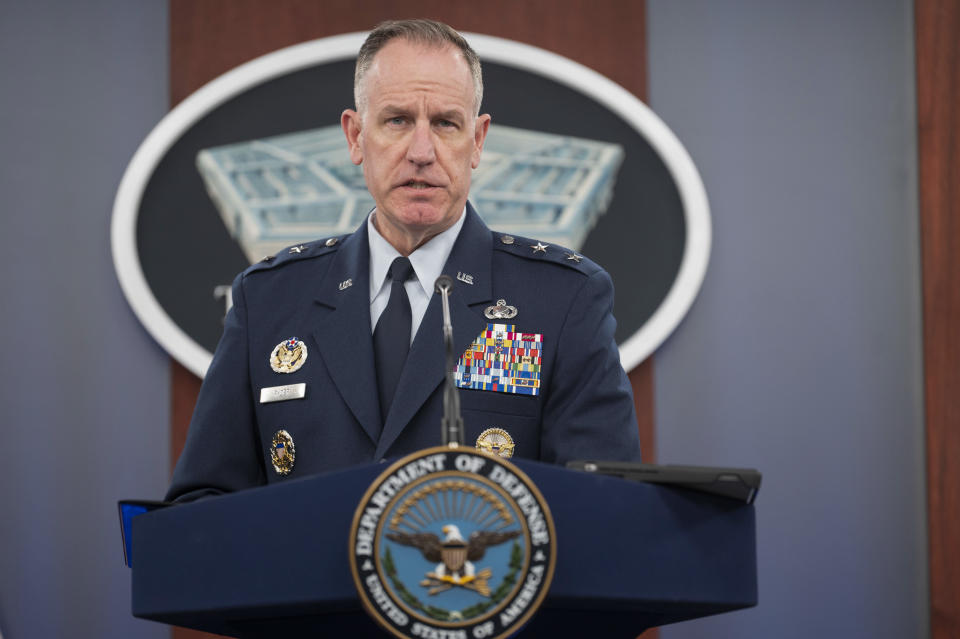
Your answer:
[341,109,364,165]
[471,114,491,169]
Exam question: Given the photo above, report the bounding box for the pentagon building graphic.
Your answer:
[196,124,624,263]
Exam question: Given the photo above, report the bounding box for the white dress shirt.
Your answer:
[368,209,466,344]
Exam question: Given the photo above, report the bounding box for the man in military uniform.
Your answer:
[166,19,641,502]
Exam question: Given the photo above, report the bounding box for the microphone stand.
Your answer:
[434,275,464,447]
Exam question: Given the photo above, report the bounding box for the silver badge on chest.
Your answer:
[484,299,518,320]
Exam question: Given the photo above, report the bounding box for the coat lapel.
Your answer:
[312,226,383,445]
[375,206,494,458]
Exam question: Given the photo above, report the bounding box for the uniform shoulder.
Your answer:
[490,231,602,276]
[240,235,348,278]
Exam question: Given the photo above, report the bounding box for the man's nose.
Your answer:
[406,121,436,165]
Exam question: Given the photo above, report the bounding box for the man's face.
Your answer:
[342,39,490,252]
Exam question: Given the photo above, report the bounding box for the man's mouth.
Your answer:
[400,180,438,190]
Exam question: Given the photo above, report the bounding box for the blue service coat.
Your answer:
[166,205,641,501]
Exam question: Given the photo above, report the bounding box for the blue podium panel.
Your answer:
[131,460,756,637]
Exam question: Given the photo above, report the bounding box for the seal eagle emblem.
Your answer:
[387,519,520,597]
[350,447,555,639]
[269,336,307,373]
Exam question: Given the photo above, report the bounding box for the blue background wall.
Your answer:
[0,1,926,637]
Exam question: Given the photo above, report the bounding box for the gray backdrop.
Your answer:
[648,1,927,638]
[0,1,927,637]
[0,2,170,638]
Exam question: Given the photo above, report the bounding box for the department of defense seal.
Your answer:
[270,336,307,373]
[350,447,555,639]
[476,428,515,459]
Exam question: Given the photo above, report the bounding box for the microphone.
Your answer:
[434,274,454,295]
[434,275,463,447]
[435,275,454,346]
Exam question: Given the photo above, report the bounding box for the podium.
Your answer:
[129,459,756,637]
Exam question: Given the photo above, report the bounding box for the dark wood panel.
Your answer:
[630,359,656,462]
[169,2,653,637]
[171,0,645,104]
[916,1,960,637]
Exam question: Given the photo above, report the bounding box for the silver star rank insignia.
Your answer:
[289,244,306,254]
[565,252,583,263]
[531,242,549,254]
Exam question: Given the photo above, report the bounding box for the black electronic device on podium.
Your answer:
[123,279,758,636]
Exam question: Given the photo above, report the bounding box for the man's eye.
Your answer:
[388,117,406,125]
[437,120,456,128]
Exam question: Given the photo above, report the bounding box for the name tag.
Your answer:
[260,383,306,404]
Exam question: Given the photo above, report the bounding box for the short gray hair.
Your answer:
[354,19,483,116]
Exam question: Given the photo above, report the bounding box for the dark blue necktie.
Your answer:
[374,257,415,425]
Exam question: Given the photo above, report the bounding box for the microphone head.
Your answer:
[434,275,454,294]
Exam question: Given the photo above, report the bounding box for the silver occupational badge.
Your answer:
[270,429,295,475]
[484,299,518,320]
[350,447,555,639]
[270,337,308,373]
[476,427,515,458]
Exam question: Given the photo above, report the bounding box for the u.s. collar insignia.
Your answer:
[350,447,555,639]
[476,428,515,458]
[484,299,518,319]
[270,337,307,373]
[270,429,295,475]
